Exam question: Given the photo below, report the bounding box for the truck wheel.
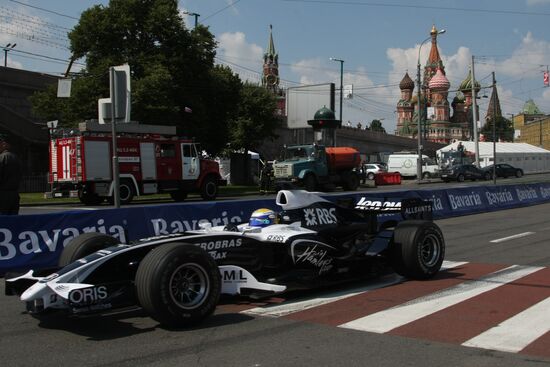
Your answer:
[390,220,445,280]
[135,243,221,327]
[422,172,431,179]
[342,173,359,191]
[200,176,218,200]
[119,181,135,204]
[303,174,317,191]
[367,172,375,180]
[170,190,188,202]
[59,232,118,267]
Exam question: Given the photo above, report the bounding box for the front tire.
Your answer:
[59,232,118,267]
[119,181,135,204]
[135,243,221,327]
[342,172,359,191]
[390,220,445,280]
[457,173,465,182]
[515,170,523,178]
[422,172,431,179]
[200,176,218,200]
[367,172,375,180]
[303,174,317,191]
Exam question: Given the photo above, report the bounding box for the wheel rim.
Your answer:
[419,233,441,268]
[205,181,216,197]
[120,184,131,201]
[169,263,209,309]
[368,173,374,180]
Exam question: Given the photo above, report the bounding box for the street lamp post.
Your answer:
[330,57,344,147]
[507,113,515,142]
[3,43,16,67]
[416,29,445,181]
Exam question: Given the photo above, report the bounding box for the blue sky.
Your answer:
[2,0,550,133]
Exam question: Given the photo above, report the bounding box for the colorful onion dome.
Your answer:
[428,68,450,91]
[399,72,415,90]
[459,70,481,93]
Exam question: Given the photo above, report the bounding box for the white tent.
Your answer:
[437,141,550,173]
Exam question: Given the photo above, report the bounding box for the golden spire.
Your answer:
[430,24,437,35]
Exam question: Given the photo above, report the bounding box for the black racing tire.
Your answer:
[422,172,431,179]
[457,173,465,182]
[135,243,221,327]
[200,176,218,201]
[342,172,359,191]
[390,220,445,280]
[515,170,523,178]
[58,232,119,267]
[170,190,188,202]
[367,172,375,180]
[303,174,317,192]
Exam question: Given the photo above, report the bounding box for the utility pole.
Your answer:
[492,71,497,185]
[109,67,121,208]
[182,11,200,28]
[471,55,480,167]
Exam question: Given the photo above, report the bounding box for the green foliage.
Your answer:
[369,119,386,133]
[30,0,279,155]
[228,83,280,152]
[480,116,514,142]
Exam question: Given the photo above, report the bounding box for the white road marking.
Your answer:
[243,261,466,318]
[24,206,98,211]
[490,232,535,243]
[339,265,543,334]
[462,296,550,353]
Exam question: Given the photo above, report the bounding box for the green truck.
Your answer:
[272,144,362,191]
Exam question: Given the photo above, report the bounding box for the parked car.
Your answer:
[440,164,488,182]
[362,163,387,181]
[482,164,524,179]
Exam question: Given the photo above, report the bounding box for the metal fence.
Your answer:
[20,174,49,193]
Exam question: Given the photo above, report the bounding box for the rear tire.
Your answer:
[390,220,445,280]
[422,172,431,179]
[515,170,523,178]
[367,172,375,180]
[135,243,220,327]
[457,174,465,182]
[59,232,118,267]
[119,181,135,204]
[78,189,102,206]
[342,172,359,191]
[200,176,218,200]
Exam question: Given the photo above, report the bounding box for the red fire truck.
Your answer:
[47,121,226,205]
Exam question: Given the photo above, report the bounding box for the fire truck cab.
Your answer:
[47,121,225,205]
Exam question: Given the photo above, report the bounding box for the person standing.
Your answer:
[0,134,22,215]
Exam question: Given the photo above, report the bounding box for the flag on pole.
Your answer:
[544,71,549,87]
[184,106,192,113]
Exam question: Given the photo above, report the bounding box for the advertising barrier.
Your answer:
[2,183,550,273]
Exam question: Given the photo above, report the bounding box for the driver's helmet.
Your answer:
[249,208,278,227]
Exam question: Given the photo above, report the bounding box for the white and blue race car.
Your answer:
[5,190,445,327]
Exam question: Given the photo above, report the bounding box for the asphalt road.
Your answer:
[2,204,550,366]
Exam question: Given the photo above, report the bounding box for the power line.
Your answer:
[8,0,79,20]
[281,0,550,17]
[203,0,243,22]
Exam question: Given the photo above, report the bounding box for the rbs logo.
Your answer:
[68,286,108,305]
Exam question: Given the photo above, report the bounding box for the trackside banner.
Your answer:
[1,183,550,273]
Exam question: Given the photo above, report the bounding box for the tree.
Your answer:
[30,0,237,154]
[369,119,386,133]
[228,83,280,152]
[480,116,514,142]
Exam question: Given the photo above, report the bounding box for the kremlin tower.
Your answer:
[261,25,285,115]
[396,25,481,144]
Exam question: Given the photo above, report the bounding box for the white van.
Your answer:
[387,154,439,178]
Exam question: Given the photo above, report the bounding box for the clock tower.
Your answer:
[262,24,280,93]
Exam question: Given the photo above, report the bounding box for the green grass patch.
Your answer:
[20,185,260,205]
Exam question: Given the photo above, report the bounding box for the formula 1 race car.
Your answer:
[5,190,445,327]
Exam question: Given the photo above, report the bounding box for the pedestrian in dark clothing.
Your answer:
[259,161,274,195]
[0,134,22,215]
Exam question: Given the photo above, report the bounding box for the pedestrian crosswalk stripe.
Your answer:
[462,296,550,353]
[338,265,543,333]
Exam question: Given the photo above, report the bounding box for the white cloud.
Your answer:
[526,0,550,5]
[216,32,263,82]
